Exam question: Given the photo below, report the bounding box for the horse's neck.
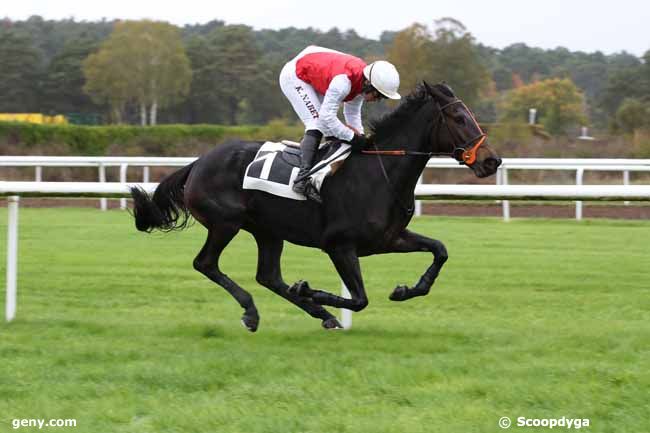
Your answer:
[373,130,432,195]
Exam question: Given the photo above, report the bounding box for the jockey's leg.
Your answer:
[292,130,323,202]
[278,62,324,203]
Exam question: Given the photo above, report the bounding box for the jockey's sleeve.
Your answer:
[343,95,364,135]
[318,74,355,141]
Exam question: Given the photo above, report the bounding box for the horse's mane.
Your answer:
[369,82,454,139]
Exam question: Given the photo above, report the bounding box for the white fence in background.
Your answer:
[0,156,194,211]
[3,181,650,328]
[3,156,650,220]
[422,158,650,220]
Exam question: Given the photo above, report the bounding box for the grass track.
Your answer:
[1,208,649,433]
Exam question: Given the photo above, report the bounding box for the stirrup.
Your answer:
[292,177,308,194]
[304,183,322,204]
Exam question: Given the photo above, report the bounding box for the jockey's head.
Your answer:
[362,61,401,102]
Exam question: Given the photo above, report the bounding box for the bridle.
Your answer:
[362,97,487,166]
[360,94,487,216]
[436,99,487,165]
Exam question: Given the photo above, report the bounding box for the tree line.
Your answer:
[0,15,648,134]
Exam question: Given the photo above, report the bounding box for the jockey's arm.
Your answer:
[318,75,356,142]
[343,95,364,135]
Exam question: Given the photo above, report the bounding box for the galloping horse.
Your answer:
[130,82,501,332]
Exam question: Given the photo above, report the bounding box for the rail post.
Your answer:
[576,168,584,220]
[6,196,19,322]
[98,163,107,211]
[341,283,352,329]
[502,167,510,221]
[119,164,128,210]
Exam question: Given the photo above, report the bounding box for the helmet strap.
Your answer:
[362,80,374,94]
[362,63,387,99]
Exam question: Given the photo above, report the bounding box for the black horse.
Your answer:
[130,82,501,332]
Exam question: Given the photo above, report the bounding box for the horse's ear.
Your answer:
[422,81,434,96]
[437,82,455,98]
[428,81,455,101]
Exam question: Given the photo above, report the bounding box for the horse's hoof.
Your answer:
[241,312,259,332]
[389,285,410,302]
[322,317,343,330]
[288,280,312,298]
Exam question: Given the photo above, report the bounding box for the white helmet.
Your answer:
[363,61,401,100]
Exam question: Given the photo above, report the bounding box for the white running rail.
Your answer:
[3,181,650,327]
[2,156,650,218]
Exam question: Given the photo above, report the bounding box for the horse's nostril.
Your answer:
[484,157,500,172]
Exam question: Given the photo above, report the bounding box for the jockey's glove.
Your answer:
[349,134,368,152]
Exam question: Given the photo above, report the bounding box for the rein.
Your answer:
[361,98,487,166]
[369,143,415,217]
[360,95,487,217]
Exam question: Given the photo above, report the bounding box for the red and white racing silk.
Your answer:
[279,46,366,141]
[295,51,366,101]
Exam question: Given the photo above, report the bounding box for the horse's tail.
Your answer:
[130,161,196,233]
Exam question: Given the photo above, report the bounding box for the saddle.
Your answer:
[242,139,352,201]
[274,140,340,169]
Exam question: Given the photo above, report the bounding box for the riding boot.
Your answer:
[293,130,322,202]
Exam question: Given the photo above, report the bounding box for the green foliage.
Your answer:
[601,67,645,118]
[83,21,192,125]
[0,27,43,112]
[499,78,587,135]
[41,34,104,115]
[200,25,260,125]
[615,98,650,133]
[387,19,490,106]
[0,121,303,155]
[2,16,648,130]
[1,210,649,432]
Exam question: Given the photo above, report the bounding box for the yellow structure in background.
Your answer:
[0,113,68,125]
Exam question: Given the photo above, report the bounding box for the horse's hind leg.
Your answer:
[193,224,260,332]
[254,233,342,330]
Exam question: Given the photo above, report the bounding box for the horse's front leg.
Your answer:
[290,246,369,312]
[382,229,448,302]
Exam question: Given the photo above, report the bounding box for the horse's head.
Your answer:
[424,82,501,178]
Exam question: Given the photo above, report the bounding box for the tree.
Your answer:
[386,23,431,94]
[0,27,44,112]
[499,78,587,135]
[83,20,191,125]
[41,33,103,115]
[387,19,490,106]
[210,26,261,125]
[599,66,645,121]
[615,98,649,133]
[174,35,221,123]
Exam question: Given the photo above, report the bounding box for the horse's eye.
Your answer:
[454,116,466,126]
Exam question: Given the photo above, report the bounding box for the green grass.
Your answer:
[1,208,649,433]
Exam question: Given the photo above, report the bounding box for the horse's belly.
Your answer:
[245,193,325,247]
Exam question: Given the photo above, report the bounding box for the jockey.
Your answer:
[279,45,401,203]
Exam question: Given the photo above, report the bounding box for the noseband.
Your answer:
[359,94,488,216]
[436,99,487,166]
[362,97,487,166]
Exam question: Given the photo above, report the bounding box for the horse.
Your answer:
[130,81,501,332]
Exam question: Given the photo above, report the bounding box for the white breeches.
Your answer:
[279,61,323,132]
